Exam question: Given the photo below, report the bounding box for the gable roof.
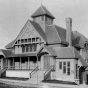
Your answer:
[44,45,57,56]
[5,39,16,49]
[72,31,88,48]
[31,5,55,19]
[43,45,88,66]
[5,20,47,49]
[29,20,47,42]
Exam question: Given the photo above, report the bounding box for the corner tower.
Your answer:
[31,5,55,32]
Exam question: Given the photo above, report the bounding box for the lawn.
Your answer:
[0,83,38,88]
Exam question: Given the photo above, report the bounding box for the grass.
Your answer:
[0,83,38,88]
[1,77,29,81]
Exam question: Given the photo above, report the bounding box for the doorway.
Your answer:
[43,55,50,70]
[86,74,88,85]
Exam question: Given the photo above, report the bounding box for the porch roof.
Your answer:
[7,53,37,58]
[0,49,14,58]
[53,46,88,67]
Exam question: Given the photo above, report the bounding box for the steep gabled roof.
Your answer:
[46,25,68,45]
[31,5,55,19]
[54,25,68,45]
[5,20,47,49]
[72,31,88,48]
[5,39,16,49]
[44,45,57,56]
[29,20,47,42]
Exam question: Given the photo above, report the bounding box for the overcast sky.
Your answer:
[0,0,88,48]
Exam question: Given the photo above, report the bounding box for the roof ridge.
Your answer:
[41,5,46,14]
[54,25,66,30]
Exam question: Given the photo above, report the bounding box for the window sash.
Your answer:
[67,62,70,75]
[59,62,62,69]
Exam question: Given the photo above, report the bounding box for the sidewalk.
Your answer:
[0,78,78,88]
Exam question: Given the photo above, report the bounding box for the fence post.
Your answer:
[37,75,38,84]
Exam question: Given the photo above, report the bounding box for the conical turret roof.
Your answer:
[31,5,55,19]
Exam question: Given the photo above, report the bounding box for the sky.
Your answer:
[0,0,88,48]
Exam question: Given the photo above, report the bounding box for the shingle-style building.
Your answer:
[0,5,88,84]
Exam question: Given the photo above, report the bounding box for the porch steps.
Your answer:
[29,70,45,84]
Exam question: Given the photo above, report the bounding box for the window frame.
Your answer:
[63,62,66,74]
[59,62,62,69]
[67,62,70,75]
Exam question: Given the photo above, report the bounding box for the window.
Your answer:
[18,40,20,44]
[59,62,62,69]
[63,62,66,74]
[28,38,31,42]
[22,46,25,52]
[76,64,78,78]
[26,45,28,52]
[32,38,35,42]
[42,16,44,21]
[30,44,32,52]
[67,62,70,75]
[34,44,37,51]
[25,39,27,43]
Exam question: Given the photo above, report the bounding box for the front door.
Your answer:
[44,55,50,70]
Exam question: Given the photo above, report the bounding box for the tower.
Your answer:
[31,5,55,32]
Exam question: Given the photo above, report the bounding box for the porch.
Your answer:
[6,56,39,70]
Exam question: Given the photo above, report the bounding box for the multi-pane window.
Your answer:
[22,44,37,53]
[63,62,66,74]
[34,44,37,51]
[59,61,71,75]
[26,45,28,52]
[59,62,62,69]
[28,38,31,42]
[25,39,27,43]
[22,46,25,52]
[30,44,32,52]
[32,38,35,42]
[67,62,70,75]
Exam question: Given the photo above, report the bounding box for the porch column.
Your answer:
[1,58,3,69]
[8,59,10,69]
[37,56,38,68]
[28,57,30,70]
[13,58,14,70]
[20,57,22,70]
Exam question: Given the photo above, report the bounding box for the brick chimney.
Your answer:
[66,17,72,46]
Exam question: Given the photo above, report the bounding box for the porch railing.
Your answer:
[30,66,38,78]
[44,65,54,80]
[6,66,36,70]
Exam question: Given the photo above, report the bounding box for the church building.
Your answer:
[0,5,88,84]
